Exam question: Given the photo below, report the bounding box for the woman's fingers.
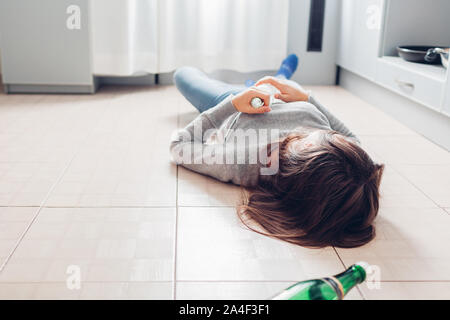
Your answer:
[249,88,271,105]
[274,93,289,101]
[246,88,272,113]
[251,104,272,113]
[255,106,272,114]
[231,87,273,114]
[255,76,286,92]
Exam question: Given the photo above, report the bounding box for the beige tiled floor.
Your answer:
[0,84,449,300]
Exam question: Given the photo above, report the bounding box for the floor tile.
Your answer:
[0,281,172,300]
[359,135,450,166]
[0,282,38,299]
[395,165,450,208]
[0,94,114,206]
[359,282,450,300]
[43,89,178,207]
[79,281,173,299]
[0,207,175,282]
[308,86,416,136]
[177,167,241,207]
[336,207,450,281]
[0,207,37,266]
[176,282,287,300]
[0,161,69,206]
[45,148,177,207]
[176,281,363,300]
[1,84,449,301]
[177,207,343,281]
[377,165,438,208]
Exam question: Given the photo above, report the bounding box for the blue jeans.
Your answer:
[173,66,246,113]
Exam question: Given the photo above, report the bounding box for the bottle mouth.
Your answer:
[354,261,370,282]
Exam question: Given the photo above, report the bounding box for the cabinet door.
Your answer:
[337,0,384,80]
[0,0,92,86]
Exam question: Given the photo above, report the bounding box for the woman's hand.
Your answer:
[231,87,272,114]
[255,76,310,103]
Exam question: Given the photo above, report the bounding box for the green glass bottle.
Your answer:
[272,262,368,300]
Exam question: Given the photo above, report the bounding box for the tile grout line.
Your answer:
[361,136,449,212]
[341,145,450,299]
[388,163,449,213]
[361,146,450,213]
[0,95,115,274]
[332,247,346,269]
[172,279,450,283]
[172,165,179,300]
[355,149,450,295]
[0,205,178,209]
[0,152,79,273]
[332,247,366,300]
[0,206,41,208]
[1,279,449,284]
[172,99,181,300]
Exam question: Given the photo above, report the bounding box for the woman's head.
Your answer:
[238,129,384,248]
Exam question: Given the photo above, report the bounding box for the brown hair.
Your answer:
[238,130,384,248]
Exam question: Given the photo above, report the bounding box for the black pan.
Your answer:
[397,46,442,64]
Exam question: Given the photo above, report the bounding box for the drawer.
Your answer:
[375,57,445,111]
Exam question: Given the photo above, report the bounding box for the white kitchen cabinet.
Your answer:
[338,0,450,151]
[374,0,450,112]
[339,0,450,115]
[337,0,384,81]
[375,57,446,112]
[442,71,450,117]
[0,0,95,93]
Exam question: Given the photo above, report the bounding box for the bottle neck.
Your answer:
[334,265,366,296]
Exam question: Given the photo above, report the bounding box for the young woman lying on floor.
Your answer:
[170,55,384,248]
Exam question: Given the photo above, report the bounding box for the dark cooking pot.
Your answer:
[397,46,442,64]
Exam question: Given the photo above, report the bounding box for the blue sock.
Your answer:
[245,79,256,87]
[275,54,298,79]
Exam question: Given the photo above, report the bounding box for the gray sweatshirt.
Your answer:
[170,92,358,187]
